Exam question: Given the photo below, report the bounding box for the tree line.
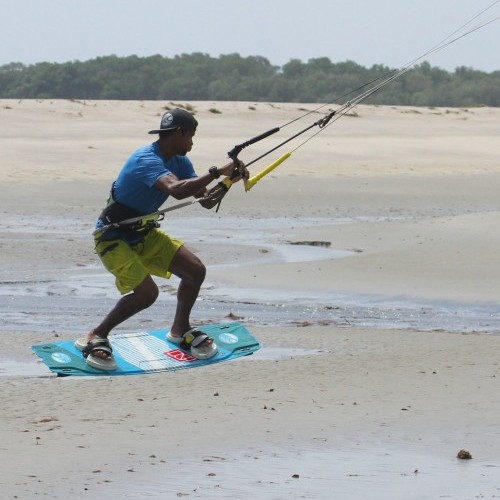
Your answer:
[0,53,498,106]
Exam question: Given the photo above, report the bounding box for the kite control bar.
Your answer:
[205,126,282,211]
[227,127,281,162]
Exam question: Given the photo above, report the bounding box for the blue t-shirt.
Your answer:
[113,141,197,214]
[96,142,197,241]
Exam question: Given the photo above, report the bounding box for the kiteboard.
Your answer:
[32,322,260,377]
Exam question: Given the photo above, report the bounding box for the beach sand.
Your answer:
[1,99,500,498]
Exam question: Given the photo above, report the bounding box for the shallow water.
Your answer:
[1,214,500,336]
[1,269,500,334]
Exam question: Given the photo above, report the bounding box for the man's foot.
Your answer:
[75,332,112,360]
[75,333,117,370]
[167,328,218,360]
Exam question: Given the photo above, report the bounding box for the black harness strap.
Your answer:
[96,183,159,242]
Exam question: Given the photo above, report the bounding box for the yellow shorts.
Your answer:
[94,229,184,295]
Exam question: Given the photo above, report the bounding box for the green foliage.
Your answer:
[0,54,498,106]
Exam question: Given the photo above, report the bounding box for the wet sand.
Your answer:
[1,100,500,498]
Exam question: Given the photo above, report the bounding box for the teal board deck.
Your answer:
[32,322,260,377]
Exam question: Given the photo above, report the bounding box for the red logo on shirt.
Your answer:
[165,349,197,362]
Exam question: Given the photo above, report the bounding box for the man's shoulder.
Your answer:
[132,142,159,161]
[170,154,195,173]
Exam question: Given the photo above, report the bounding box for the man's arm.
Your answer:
[154,161,248,205]
[155,171,215,200]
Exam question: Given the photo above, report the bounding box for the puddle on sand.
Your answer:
[0,359,54,378]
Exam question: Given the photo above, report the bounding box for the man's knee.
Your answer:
[144,285,160,306]
[192,259,206,285]
[183,256,206,285]
[170,247,206,284]
[134,278,159,307]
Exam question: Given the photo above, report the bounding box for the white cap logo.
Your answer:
[162,112,174,127]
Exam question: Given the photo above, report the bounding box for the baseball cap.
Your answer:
[148,108,198,134]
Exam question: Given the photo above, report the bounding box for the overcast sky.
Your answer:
[1,0,499,72]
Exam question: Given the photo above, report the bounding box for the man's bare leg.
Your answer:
[85,275,159,359]
[167,245,210,343]
[86,245,209,359]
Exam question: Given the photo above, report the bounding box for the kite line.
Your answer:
[95,0,500,233]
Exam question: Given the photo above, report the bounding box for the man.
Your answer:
[75,108,247,370]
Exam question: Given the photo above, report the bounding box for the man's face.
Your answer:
[175,129,195,156]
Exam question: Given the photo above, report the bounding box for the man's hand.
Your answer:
[218,160,249,182]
